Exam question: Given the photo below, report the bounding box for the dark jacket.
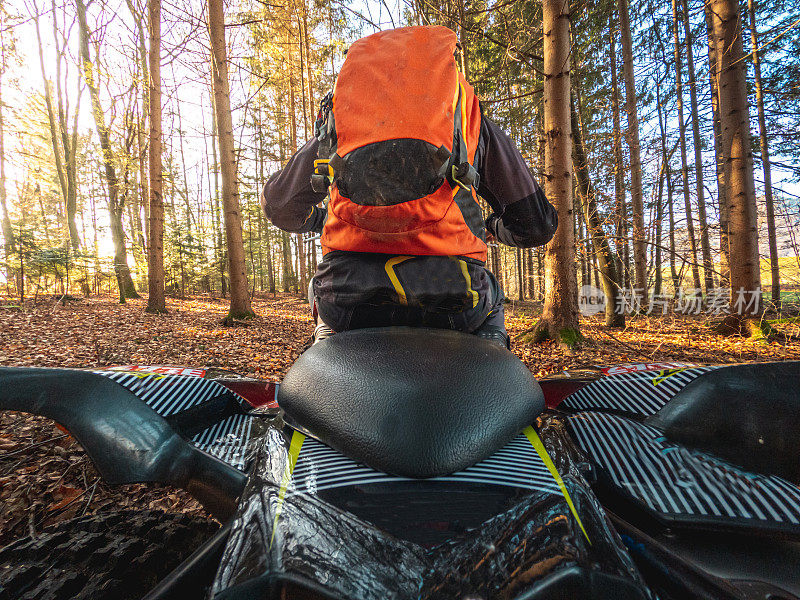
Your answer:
[261,114,557,311]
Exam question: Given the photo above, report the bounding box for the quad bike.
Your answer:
[1,327,799,599]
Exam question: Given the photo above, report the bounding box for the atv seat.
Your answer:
[278,327,544,478]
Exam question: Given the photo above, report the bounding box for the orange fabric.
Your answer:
[334,26,460,156]
[322,185,487,261]
[323,26,487,263]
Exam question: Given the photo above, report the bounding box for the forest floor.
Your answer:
[2,292,800,546]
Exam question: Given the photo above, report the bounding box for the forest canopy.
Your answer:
[0,0,797,336]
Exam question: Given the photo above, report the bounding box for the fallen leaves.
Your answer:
[47,485,82,512]
[505,302,800,377]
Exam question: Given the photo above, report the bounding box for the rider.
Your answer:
[261,26,557,348]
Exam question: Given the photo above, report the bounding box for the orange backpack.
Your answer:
[313,26,487,262]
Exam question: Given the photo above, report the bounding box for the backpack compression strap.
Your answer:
[436,83,479,191]
[311,92,341,193]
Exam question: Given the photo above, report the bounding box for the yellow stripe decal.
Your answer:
[270,429,305,547]
[384,256,413,305]
[458,259,479,308]
[523,426,591,544]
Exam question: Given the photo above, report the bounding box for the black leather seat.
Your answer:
[278,327,545,478]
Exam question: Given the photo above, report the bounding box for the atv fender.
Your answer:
[0,367,246,519]
[648,361,800,483]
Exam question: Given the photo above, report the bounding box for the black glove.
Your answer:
[485,214,500,238]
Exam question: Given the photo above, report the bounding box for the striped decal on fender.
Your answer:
[288,434,561,496]
[94,370,250,415]
[191,414,254,471]
[94,370,254,471]
[568,412,800,528]
[561,367,718,416]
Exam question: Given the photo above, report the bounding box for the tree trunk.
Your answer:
[671,0,702,294]
[654,159,664,298]
[572,94,624,327]
[127,0,150,256]
[681,0,714,293]
[281,231,292,292]
[655,80,677,299]
[209,0,254,320]
[578,211,588,287]
[493,245,504,289]
[617,0,646,303]
[266,221,275,294]
[76,0,139,300]
[526,249,535,300]
[53,0,82,256]
[609,17,628,291]
[287,43,307,297]
[311,233,317,275]
[174,88,196,232]
[302,0,314,122]
[667,166,679,295]
[34,12,74,250]
[297,234,307,297]
[136,103,149,255]
[209,90,226,297]
[705,3,730,287]
[297,16,309,140]
[709,0,762,325]
[0,28,12,286]
[146,0,166,313]
[748,0,779,310]
[534,0,579,345]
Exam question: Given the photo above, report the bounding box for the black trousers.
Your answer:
[309,269,507,337]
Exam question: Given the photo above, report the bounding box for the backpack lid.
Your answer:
[333,26,461,157]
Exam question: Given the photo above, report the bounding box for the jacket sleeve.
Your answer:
[261,137,327,234]
[475,115,558,248]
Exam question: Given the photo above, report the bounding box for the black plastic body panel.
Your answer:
[0,367,246,519]
[210,416,649,600]
[648,361,800,483]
